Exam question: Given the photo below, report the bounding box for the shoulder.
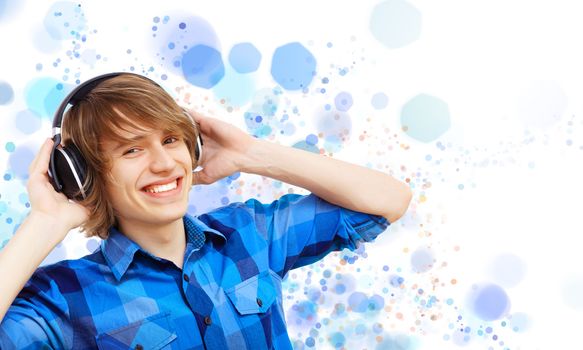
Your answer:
[25,248,106,294]
[197,193,309,222]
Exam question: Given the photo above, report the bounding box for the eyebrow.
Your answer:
[111,133,149,152]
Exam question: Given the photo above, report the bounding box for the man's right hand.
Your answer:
[26,138,90,238]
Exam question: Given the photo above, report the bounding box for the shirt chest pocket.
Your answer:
[95,311,177,350]
[225,269,280,315]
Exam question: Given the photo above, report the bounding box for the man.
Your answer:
[0,73,412,349]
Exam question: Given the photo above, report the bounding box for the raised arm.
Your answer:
[190,113,412,223]
[0,139,89,324]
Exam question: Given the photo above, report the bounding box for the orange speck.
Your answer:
[396,312,403,320]
[451,279,457,285]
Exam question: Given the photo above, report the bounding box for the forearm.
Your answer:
[242,139,412,222]
[0,212,67,323]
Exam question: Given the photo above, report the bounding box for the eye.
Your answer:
[164,136,179,144]
[123,147,140,155]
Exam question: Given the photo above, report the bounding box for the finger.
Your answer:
[29,138,54,175]
[187,109,213,134]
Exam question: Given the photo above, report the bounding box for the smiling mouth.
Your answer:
[142,177,182,194]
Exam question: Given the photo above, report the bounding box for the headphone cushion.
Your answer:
[53,143,87,200]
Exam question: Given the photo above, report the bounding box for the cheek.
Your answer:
[106,167,134,200]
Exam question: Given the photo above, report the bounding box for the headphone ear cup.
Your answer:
[53,143,88,200]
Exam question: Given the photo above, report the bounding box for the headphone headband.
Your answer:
[51,72,124,130]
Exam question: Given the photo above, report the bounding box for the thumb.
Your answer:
[193,170,214,185]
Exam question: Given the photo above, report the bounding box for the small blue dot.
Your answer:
[5,142,15,152]
[179,22,186,29]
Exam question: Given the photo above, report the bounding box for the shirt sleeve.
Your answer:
[0,267,70,350]
[244,193,390,278]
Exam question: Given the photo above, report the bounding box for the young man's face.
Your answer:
[100,123,193,233]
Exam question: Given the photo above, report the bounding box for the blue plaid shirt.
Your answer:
[0,193,389,349]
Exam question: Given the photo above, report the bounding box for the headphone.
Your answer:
[48,72,204,201]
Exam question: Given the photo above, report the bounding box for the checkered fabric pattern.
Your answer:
[0,193,390,349]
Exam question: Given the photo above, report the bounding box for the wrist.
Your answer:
[239,138,274,175]
[27,210,71,241]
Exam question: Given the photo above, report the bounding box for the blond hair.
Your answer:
[61,74,199,239]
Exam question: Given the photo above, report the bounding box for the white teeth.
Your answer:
[144,180,178,193]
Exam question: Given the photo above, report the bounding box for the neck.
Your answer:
[118,218,186,269]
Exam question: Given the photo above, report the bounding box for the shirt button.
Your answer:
[183,274,190,282]
[256,298,263,307]
[204,316,212,325]
[135,344,144,350]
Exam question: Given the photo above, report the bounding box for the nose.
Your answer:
[149,144,176,173]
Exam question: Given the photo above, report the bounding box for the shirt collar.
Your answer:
[100,214,226,281]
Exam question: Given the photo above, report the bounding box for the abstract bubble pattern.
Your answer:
[212,65,255,108]
[228,42,262,74]
[371,92,389,110]
[181,44,225,89]
[469,283,511,321]
[150,15,220,77]
[0,81,14,105]
[43,1,87,40]
[370,0,422,49]
[271,42,317,91]
[400,94,451,143]
[24,78,74,119]
[488,253,527,288]
[15,110,42,135]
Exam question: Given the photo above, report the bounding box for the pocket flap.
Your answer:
[225,270,279,315]
[95,311,177,350]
